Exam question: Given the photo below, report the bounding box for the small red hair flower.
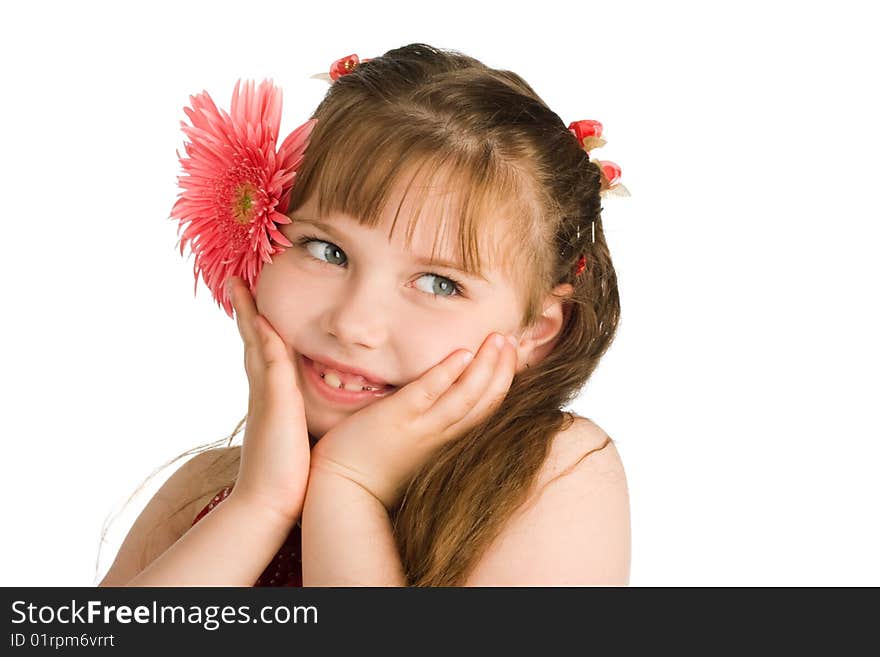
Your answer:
[569,119,606,151]
[170,79,317,318]
[309,53,372,83]
[329,53,372,80]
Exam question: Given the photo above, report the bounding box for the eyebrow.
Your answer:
[290,216,489,283]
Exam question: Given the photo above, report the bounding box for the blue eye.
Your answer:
[301,236,346,266]
[294,234,466,300]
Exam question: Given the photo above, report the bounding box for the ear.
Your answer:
[514,282,574,373]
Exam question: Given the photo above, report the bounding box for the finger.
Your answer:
[399,347,476,415]
[401,331,501,427]
[448,334,518,433]
[430,332,506,429]
[252,314,300,401]
[228,276,265,383]
[227,276,259,346]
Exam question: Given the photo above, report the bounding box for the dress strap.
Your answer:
[191,485,234,527]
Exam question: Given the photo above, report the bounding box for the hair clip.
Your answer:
[568,119,630,198]
[309,53,371,84]
[567,119,629,279]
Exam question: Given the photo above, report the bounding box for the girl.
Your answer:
[98,43,631,587]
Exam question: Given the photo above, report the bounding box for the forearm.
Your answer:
[301,466,406,586]
[126,494,293,587]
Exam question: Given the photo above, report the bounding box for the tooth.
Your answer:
[322,370,374,392]
[320,364,381,385]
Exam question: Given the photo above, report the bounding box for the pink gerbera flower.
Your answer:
[170,79,317,318]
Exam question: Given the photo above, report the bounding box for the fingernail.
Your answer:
[462,351,474,365]
[506,334,517,347]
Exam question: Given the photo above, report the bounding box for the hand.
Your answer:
[309,332,519,510]
[225,276,311,523]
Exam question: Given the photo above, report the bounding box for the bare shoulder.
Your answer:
[190,445,241,499]
[531,415,626,492]
[463,415,631,586]
[153,445,241,521]
[98,446,241,586]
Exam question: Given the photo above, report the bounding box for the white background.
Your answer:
[1,0,877,586]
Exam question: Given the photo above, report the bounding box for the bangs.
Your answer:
[284,110,540,284]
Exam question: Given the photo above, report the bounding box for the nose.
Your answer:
[321,271,390,348]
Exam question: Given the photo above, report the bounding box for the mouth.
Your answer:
[301,355,398,394]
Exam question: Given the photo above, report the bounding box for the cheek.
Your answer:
[254,265,318,339]
[396,315,489,374]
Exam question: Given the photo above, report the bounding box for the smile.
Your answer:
[300,355,396,405]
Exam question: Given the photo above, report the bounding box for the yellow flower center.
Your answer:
[232,182,258,225]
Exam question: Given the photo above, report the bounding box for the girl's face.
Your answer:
[255,183,530,440]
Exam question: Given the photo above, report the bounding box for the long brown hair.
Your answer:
[97,43,620,586]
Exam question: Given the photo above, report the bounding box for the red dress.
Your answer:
[190,485,303,587]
